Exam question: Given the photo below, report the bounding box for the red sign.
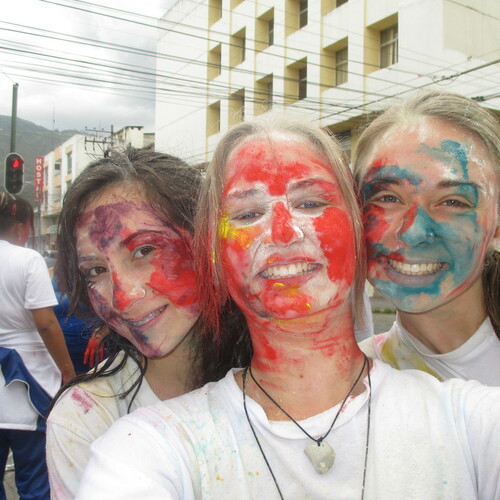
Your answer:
[34,157,44,202]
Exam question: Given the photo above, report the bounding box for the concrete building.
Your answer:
[37,126,154,252]
[155,0,500,165]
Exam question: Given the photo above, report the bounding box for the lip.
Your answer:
[125,305,167,328]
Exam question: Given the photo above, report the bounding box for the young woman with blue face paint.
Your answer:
[354,90,500,384]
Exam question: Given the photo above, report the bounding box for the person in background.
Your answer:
[0,192,75,500]
[52,276,104,374]
[46,147,249,499]
[77,115,500,499]
[354,90,500,384]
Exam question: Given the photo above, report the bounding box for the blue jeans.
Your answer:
[0,429,49,500]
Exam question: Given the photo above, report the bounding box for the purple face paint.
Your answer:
[76,185,201,359]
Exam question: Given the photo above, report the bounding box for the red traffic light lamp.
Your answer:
[5,152,24,194]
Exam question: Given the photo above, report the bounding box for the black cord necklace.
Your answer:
[242,355,372,499]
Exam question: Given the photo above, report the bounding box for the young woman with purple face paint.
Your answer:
[46,148,250,499]
[354,90,500,384]
[78,115,500,500]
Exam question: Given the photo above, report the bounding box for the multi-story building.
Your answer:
[155,0,500,165]
[37,126,154,252]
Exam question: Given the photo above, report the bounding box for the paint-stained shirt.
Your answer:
[360,316,500,385]
[77,361,500,499]
[47,353,158,499]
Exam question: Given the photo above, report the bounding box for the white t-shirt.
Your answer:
[77,361,500,499]
[47,353,158,500]
[0,240,60,430]
[360,316,500,384]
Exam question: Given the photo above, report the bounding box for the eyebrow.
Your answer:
[363,177,405,187]
[288,177,337,192]
[436,179,482,191]
[121,228,181,247]
[225,188,264,200]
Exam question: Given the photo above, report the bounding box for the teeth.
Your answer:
[389,260,443,276]
[128,306,165,327]
[261,262,316,279]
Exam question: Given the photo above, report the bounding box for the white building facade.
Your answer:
[155,0,500,165]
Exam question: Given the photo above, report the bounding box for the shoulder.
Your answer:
[49,355,156,427]
[359,330,392,359]
[373,360,500,409]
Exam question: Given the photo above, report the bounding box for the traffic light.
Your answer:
[5,152,24,194]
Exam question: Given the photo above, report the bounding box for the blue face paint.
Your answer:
[362,132,495,314]
[418,140,470,178]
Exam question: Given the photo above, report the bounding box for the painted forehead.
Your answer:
[223,135,336,196]
[76,189,181,251]
[364,119,494,183]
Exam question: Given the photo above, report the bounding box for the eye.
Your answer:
[230,211,263,224]
[440,199,470,208]
[133,245,156,259]
[373,194,401,204]
[83,265,108,279]
[296,200,325,210]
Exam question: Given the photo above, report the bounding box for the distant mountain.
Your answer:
[0,116,80,204]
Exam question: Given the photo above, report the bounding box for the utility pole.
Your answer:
[10,83,18,153]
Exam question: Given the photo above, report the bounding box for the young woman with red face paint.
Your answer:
[354,90,500,384]
[78,116,500,499]
[46,148,249,499]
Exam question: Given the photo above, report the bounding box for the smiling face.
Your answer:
[219,135,356,322]
[76,184,200,358]
[361,117,500,313]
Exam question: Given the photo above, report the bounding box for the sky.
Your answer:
[0,0,171,132]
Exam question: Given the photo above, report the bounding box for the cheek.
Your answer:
[87,286,115,324]
[363,205,391,251]
[147,241,199,311]
[314,207,356,284]
[219,220,261,271]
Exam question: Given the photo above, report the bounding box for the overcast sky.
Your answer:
[0,0,171,132]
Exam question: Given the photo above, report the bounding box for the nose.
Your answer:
[269,201,304,247]
[111,271,146,312]
[398,204,440,248]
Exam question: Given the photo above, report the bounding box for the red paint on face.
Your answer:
[76,186,200,359]
[271,201,297,245]
[147,239,199,310]
[220,136,356,324]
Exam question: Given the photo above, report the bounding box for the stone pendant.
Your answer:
[304,440,335,474]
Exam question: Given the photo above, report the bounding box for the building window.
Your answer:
[208,44,222,80]
[380,24,398,68]
[207,101,221,136]
[335,46,348,85]
[298,65,307,100]
[229,90,245,126]
[209,0,222,25]
[336,0,348,6]
[230,28,246,66]
[256,10,274,52]
[268,17,274,46]
[54,161,61,171]
[299,0,308,28]
[255,75,273,114]
[66,151,72,175]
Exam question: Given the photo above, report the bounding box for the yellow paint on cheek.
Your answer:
[218,216,257,250]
